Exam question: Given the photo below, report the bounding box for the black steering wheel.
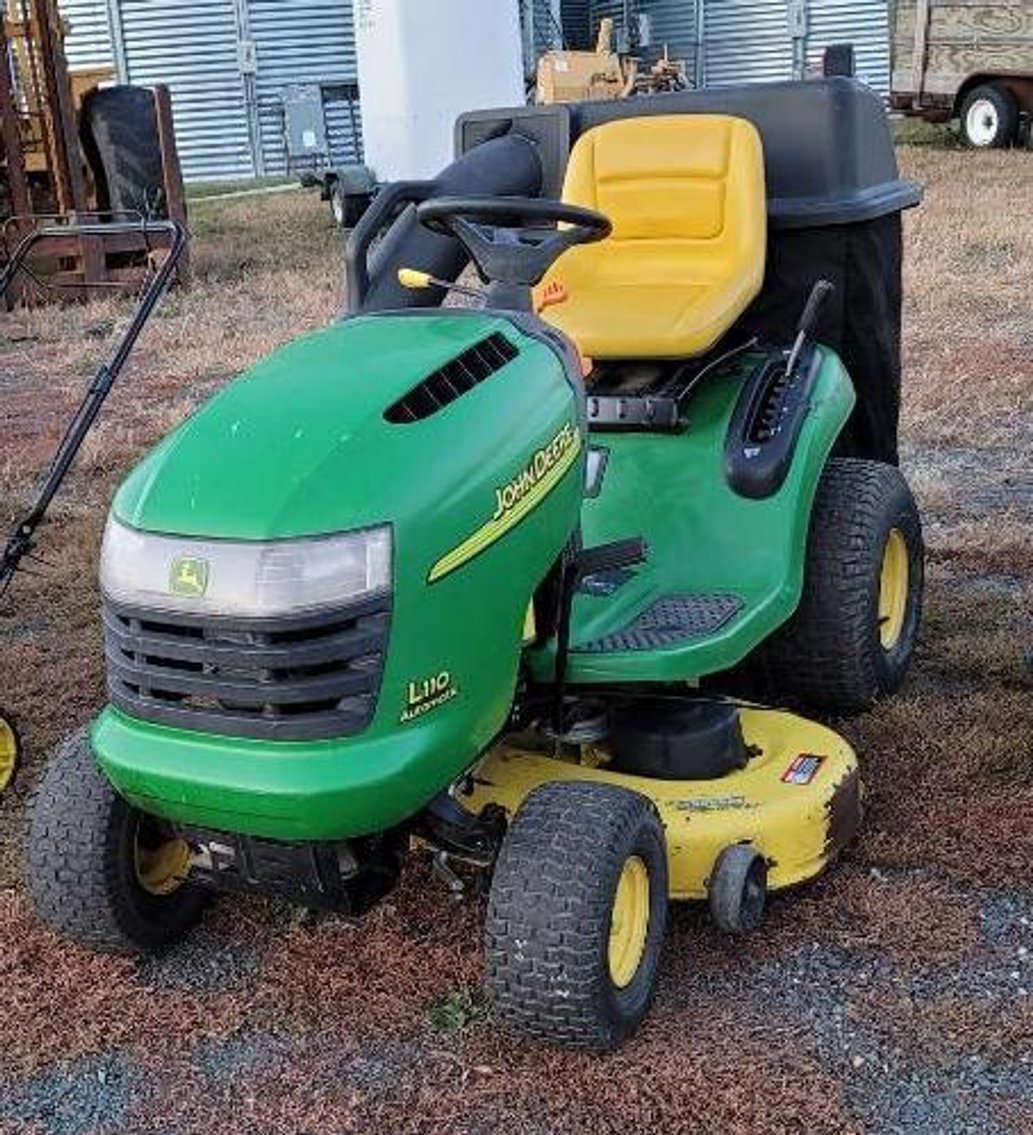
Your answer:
[415,196,611,288]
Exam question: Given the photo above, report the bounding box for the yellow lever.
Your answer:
[398,268,434,290]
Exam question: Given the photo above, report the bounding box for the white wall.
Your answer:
[354,0,525,181]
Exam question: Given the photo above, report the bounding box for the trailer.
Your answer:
[890,1,1033,147]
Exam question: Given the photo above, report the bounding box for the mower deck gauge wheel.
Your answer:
[708,843,768,935]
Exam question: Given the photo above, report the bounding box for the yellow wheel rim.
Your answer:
[135,832,192,896]
[878,528,910,650]
[0,717,19,793]
[608,855,650,989]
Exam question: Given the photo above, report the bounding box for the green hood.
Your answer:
[113,312,542,540]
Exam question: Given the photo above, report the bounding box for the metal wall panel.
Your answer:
[524,0,564,71]
[589,1,699,76]
[59,0,113,70]
[590,0,628,33]
[806,0,889,94]
[562,0,592,47]
[113,0,254,181]
[702,0,794,87]
[247,0,359,176]
[581,1,890,93]
[639,0,699,81]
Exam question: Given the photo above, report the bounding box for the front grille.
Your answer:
[103,593,390,741]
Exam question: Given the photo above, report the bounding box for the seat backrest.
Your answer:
[540,114,767,359]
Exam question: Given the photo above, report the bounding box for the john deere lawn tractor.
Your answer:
[26,79,923,1050]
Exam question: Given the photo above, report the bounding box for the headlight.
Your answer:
[100,517,391,617]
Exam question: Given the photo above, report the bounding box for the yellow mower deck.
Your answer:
[465,708,861,900]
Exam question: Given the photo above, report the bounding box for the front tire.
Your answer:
[757,458,924,715]
[485,781,668,1051]
[960,84,1018,149]
[25,732,206,955]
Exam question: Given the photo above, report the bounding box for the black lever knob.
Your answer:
[797,278,835,337]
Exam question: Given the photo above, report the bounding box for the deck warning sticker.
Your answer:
[781,754,825,786]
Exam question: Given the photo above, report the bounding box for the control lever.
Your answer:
[576,537,649,580]
[784,278,835,378]
[397,267,484,303]
[551,537,649,736]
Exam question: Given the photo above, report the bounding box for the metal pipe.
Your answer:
[0,219,188,591]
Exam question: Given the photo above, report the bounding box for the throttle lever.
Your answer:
[785,278,835,378]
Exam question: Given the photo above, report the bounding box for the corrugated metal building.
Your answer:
[57,1,557,182]
[586,1,890,94]
[60,0,112,70]
[57,1,892,183]
[58,0,361,181]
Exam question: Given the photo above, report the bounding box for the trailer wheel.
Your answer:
[25,731,206,955]
[485,781,668,1051]
[960,84,1018,149]
[329,180,369,228]
[756,458,923,715]
[80,86,169,217]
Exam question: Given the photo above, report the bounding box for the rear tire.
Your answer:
[756,458,923,715]
[25,731,206,955]
[960,84,1018,149]
[0,711,21,793]
[79,86,170,217]
[485,781,668,1051]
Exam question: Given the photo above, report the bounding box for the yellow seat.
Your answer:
[539,114,767,360]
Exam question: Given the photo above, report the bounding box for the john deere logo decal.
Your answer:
[169,555,209,598]
[429,422,581,583]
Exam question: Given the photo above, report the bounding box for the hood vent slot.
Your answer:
[385,332,518,423]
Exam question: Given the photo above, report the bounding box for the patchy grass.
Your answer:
[185,176,296,200]
[892,116,962,149]
[0,145,1030,1134]
[428,987,489,1033]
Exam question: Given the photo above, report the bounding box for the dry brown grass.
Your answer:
[0,891,247,1076]
[0,150,1031,1133]
[898,148,1033,448]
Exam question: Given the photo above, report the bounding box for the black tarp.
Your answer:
[358,79,920,464]
[733,215,905,465]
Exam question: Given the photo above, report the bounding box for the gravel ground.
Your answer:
[0,862,1029,1134]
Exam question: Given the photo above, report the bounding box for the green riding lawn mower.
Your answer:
[19,79,923,1051]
